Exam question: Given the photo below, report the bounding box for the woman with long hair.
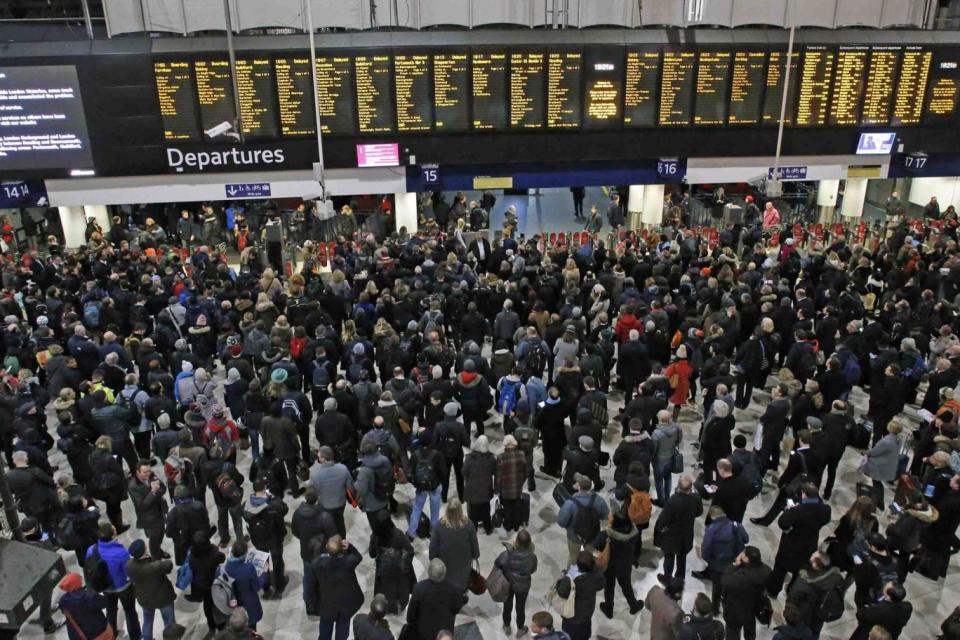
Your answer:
[495,529,538,636]
[428,498,479,594]
[828,495,878,572]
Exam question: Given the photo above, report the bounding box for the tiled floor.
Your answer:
[16,361,958,640]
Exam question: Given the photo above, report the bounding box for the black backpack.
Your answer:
[57,517,82,552]
[818,581,845,622]
[524,342,546,377]
[412,455,437,491]
[246,509,275,547]
[84,545,112,592]
[438,426,462,461]
[572,495,601,545]
[372,464,395,500]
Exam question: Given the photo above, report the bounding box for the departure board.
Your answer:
[583,48,623,130]
[925,51,960,125]
[693,51,731,126]
[274,57,314,137]
[355,55,393,134]
[235,58,278,138]
[861,47,900,126]
[624,50,660,127]
[433,52,469,132]
[472,52,508,130]
[315,56,355,135]
[394,54,432,132]
[892,48,933,126]
[829,47,868,126]
[728,51,766,125]
[547,51,582,129]
[154,60,199,140]
[762,52,799,125]
[659,51,695,126]
[194,60,235,138]
[795,48,835,127]
[511,52,546,129]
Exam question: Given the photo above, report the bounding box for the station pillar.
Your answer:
[840,178,867,219]
[627,185,644,228]
[817,179,840,222]
[59,206,87,248]
[641,184,665,225]
[394,192,418,234]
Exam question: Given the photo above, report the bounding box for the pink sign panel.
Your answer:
[356,143,400,167]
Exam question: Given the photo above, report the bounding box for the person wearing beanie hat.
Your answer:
[454,355,492,438]
[496,434,528,532]
[431,400,469,502]
[58,572,113,640]
[125,536,177,640]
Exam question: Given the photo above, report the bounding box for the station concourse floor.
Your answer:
[16,358,960,640]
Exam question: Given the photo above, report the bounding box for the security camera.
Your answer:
[205,121,234,139]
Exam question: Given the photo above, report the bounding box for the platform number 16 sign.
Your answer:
[657,158,680,180]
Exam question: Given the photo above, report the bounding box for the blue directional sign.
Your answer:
[768,166,807,180]
[225,183,271,198]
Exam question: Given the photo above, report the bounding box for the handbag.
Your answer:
[175,550,193,590]
[468,564,487,595]
[755,594,773,625]
[668,372,680,389]
[486,565,511,603]
[394,464,408,485]
[671,446,684,474]
[594,540,610,571]
[547,574,577,619]
[63,609,115,640]
[491,498,504,529]
[553,481,572,508]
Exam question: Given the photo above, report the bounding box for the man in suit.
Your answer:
[814,402,853,499]
[751,430,823,526]
[766,483,832,597]
[755,383,791,475]
[467,235,492,273]
[655,475,704,582]
[709,458,751,523]
[850,581,913,640]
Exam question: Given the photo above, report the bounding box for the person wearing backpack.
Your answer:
[86,522,142,640]
[557,474,610,567]
[461,435,498,535]
[850,581,913,640]
[654,475,703,584]
[204,443,245,548]
[356,441,395,536]
[852,534,902,607]
[165,485,211,565]
[57,572,111,640]
[128,459,170,560]
[432,402,469,502]
[291,487,338,615]
[125,538,177,640]
[719,546,771,640]
[261,401,302,497]
[512,404,538,492]
[222,540,264,630]
[118,373,151,459]
[784,551,843,638]
[60,495,102,567]
[497,435,529,532]
[497,368,525,431]
[202,404,241,464]
[676,593,725,640]
[404,436,447,541]
[695,506,749,614]
[243,478,290,598]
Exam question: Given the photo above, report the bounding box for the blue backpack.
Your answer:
[497,377,523,416]
[83,301,101,328]
[842,354,861,386]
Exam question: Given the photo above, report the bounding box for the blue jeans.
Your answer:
[248,428,261,461]
[141,603,176,640]
[319,611,351,640]
[303,559,316,611]
[406,486,442,536]
[653,459,673,502]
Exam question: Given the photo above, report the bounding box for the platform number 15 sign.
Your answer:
[422,164,440,187]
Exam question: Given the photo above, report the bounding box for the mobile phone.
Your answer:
[924,484,936,498]
[890,502,903,514]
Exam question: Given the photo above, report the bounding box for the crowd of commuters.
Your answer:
[2,191,960,640]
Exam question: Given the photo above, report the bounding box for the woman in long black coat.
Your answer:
[700,400,735,483]
[596,511,644,618]
[311,536,365,639]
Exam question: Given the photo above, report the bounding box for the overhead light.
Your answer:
[70,169,96,176]
[687,0,705,22]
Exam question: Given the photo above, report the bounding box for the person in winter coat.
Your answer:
[861,420,902,508]
[694,506,749,613]
[405,559,467,640]
[784,551,843,637]
[645,576,684,640]
[665,346,694,420]
[453,359,491,437]
[87,523,142,640]
[536,387,569,477]
[405,438,446,539]
[164,485,210,565]
[429,498,480,594]
[554,551,605,640]
[5,450,61,538]
[462,435,498,534]
[187,530,226,634]
[495,529,539,636]
[87,436,129,531]
[371,516,416,614]
[58,571,109,640]
[59,495,101,567]
[125,539,177,640]
[243,478,289,597]
[767,484,832,598]
[222,368,248,428]
[432,402,469,501]
[310,536,364,640]
[292,489,340,609]
[530,611,572,640]
[314,397,357,470]
[700,401,735,484]
[558,475,611,566]
[613,419,655,484]
[772,603,814,640]
[203,443,244,547]
[497,435,528,531]
[676,593,724,640]
[652,411,683,503]
[655,475,703,582]
[597,510,644,618]
[128,459,169,560]
[261,402,301,496]
[720,546,771,640]
[849,581,913,640]
[222,540,264,630]
[309,446,354,537]
[352,594,395,640]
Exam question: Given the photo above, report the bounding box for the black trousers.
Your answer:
[603,569,640,611]
[440,455,464,502]
[145,526,165,559]
[756,489,790,524]
[723,613,756,640]
[468,502,492,534]
[297,424,311,463]
[735,376,754,408]
[503,589,529,627]
[501,498,523,531]
[663,551,687,580]
[325,504,346,538]
[281,457,300,494]
[822,455,842,498]
[463,411,485,437]
[106,587,141,640]
[104,498,125,529]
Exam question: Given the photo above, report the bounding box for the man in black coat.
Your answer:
[405,559,467,640]
[751,430,822,526]
[850,581,913,640]
[291,487,338,615]
[755,384,791,474]
[6,450,61,536]
[655,475,704,582]
[734,328,766,409]
[128,459,170,559]
[720,546,771,640]
[618,331,651,405]
[431,402,469,502]
[709,458,751,523]
[314,397,357,469]
[164,485,210,565]
[813,404,852,499]
[766,483,832,597]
